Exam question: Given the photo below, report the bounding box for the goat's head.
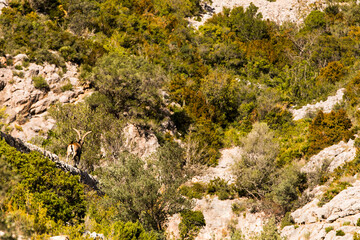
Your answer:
[73,128,92,146]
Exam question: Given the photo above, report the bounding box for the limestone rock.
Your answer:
[283,181,360,240]
[191,147,241,184]
[49,236,69,240]
[302,138,356,173]
[291,88,345,121]
[0,59,89,142]
[123,124,159,158]
[13,54,28,65]
[189,0,326,28]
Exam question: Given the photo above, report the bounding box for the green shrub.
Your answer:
[179,210,206,240]
[354,232,360,240]
[60,83,73,92]
[6,58,13,66]
[32,76,50,91]
[180,183,206,199]
[22,61,30,68]
[13,71,24,78]
[232,201,247,216]
[318,181,352,207]
[233,122,279,199]
[357,218,360,226]
[307,110,353,156]
[317,61,345,84]
[304,10,326,30]
[325,226,334,233]
[336,230,345,236]
[207,177,237,200]
[15,64,22,70]
[0,139,86,225]
[280,212,294,229]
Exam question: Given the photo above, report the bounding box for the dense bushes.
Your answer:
[99,142,190,231]
[0,139,86,235]
[307,109,353,156]
[179,210,206,240]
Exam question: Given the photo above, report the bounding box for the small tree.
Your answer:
[100,143,189,231]
[232,122,279,198]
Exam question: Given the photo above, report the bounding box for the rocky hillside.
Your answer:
[190,0,326,28]
[166,147,269,240]
[282,180,360,240]
[0,54,89,141]
[2,0,360,239]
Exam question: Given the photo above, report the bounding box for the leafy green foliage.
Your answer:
[207,177,237,200]
[179,210,205,240]
[307,109,353,156]
[270,165,307,211]
[207,4,269,42]
[4,0,360,235]
[336,230,345,236]
[180,178,237,200]
[317,61,345,84]
[0,139,86,230]
[318,181,352,207]
[257,217,282,240]
[304,10,326,30]
[87,52,166,123]
[233,122,279,199]
[180,183,206,199]
[32,76,50,91]
[325,226,334,233]
[100,142,189,231]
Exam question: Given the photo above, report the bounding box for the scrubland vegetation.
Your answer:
[3,0,360,238]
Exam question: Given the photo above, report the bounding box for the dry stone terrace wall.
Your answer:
[0,131,101,193]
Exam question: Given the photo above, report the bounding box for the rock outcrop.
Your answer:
[123,124,160,158]
[302,138,356,173]
[290,88,345,121]
[0,0,7,13]
[166,147,268,240]
[191,147,241,184]
[190,0,326,28]
[282,180,360,240]
[0,55,90,141]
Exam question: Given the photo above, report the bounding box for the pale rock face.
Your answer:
[122,124,160,158]
[166,147,269,239]
[166,196,266,240]
[191,147,241,184]
[0,56,89,141]
[0,0,7,13]
[13,54,28,65]
[282,181,360,240]
[302,138,356,173]
[290,88,345,121]
[49,236,69,240]
[190,0,326,28]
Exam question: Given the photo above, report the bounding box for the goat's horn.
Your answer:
[73,128,81,140]
[81,131,92,142]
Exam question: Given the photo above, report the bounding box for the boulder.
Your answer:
[302,139,356,173]
[13,54,28,65]
[123,124,159,158]
[291,88,345,121]
[49,236,69,240]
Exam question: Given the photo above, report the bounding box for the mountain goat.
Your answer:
[66,128,92,168]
